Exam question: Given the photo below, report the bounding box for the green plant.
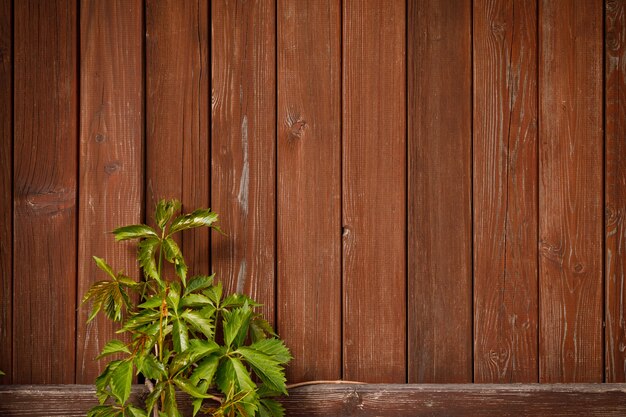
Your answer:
[83,199,291,417]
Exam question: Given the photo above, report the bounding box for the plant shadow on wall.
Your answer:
[83,199,292,417]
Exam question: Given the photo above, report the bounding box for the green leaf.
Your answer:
[96,339,131,360]
[113,224,158,241]
[83,279,132,322]
[144,381,165,412]
[222,293,261,309]
[184,275,215,296]
[167,282,181,312]
[222,303,252,349]
[164,381,180,417]
[203,282,223,305]
[138,237,160,282]
[181,310,214,339]
[172,319,189,353]
[180,293,213,308]
[215,357,236,395]
[237,347,287,394]
[170,208,219,234]
[190,354,220,385]
[170,339,220,376]
[173,377,213,399]
[93,256,116,280]
[250,316,277,342]
[162,237,187,286]
[126,405,148,417]
[155,199,181,229]
[248,338,292,364]
[0,370,4,376]
[229,356,256,392]
[110,359,133,404]
[87,405,119,417]
[138,295,162,309]
[136,353,167,380]
[120,309,160,333]
[259,399,285,417]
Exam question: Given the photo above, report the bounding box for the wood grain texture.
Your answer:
[473,0,538,383]
[145,0,210,274]
[13,0,78,383]
[0,0,11,384]
[76,0,143,383]
[277,0,341,383]
[211,0,276,322]
[407,0,473,383]
[606,0,626,383]
[342,0,406,383]
[539,0,603,382]
[2,384,626,417]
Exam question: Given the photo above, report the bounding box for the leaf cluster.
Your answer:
[83,200,291,417]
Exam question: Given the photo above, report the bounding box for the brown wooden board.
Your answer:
[76,0,143,383]
[0,0,11,384]
[538,0,603,382]
[211,0,276,322]
[342,0,406,383]
[12,0,78,384]
[276,0,342,382]
[606,0,626,383]
[473,0,539,382]
[407,0,473,383]
[145,0,210,275]
[2,384,626,417]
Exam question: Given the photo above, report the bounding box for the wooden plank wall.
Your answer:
[0,0,623,386]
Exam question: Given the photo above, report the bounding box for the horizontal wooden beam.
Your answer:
[1,384,625,416]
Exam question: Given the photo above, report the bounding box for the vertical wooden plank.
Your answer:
[407,0,473,383]
[76,0,143,383]
[606,0,626,383]
[539,0,603,382]
[473,0,538,382]
[277,0,341,382]
[13,0,77,383]
[343,0,406,383]
[145,0,209,274]
[211,0,276,321]
[0,0,11,384]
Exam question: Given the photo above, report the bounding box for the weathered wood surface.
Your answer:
[0,0,12,385]
[342,0,406,383]
[407,0,473,383]
[1,384,626,417]
[606,0,626,383]
[538,0,603,382]
[211,0,276,323]
[13,0,78,384]
[473,0,538,382]
[277,0,342,381]
[145,0,210,275]
[76,0,143,384]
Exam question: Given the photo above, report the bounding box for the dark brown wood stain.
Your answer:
[473,0,539,383]
[13,0,78,384]
[538,0,604,383]
[75,0,143,384]
[342,0,406,383]
[407,0,473,383]
[606,0,626,384]
[211,0,276,322]
[277,0,342,382]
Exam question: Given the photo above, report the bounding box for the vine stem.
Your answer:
[285,380,366,389]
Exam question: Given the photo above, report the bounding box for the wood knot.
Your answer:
[606,30,620,52]
[289,119,308,139]
[606,204,621,227]
[95,133,106,143]
[539,239,564,265]
[104,161,120,175]
[573,263,585,274]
